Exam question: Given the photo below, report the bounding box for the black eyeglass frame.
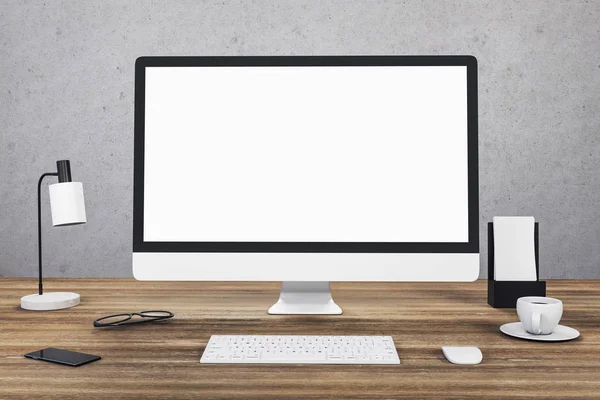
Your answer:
[93,310,174,327]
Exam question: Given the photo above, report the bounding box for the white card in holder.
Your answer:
[492,216,538,281]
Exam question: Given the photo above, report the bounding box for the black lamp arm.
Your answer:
[37,172,58,295]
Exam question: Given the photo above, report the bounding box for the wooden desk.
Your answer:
[1,279,599,399]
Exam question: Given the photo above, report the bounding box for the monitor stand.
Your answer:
[268,281,343,315]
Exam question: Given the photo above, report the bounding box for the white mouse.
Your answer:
[442,346,482,365]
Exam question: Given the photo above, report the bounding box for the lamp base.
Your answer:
[21,292,80,311]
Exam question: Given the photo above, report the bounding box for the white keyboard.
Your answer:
[200,335,400,364]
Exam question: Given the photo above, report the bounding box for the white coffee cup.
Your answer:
[516,296,563,335]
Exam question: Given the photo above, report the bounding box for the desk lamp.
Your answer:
[21,160,87,311]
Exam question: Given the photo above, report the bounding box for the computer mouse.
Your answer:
[441,346,482,365]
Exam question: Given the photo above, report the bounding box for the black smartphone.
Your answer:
[24,348,101,367]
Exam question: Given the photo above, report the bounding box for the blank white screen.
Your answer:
[144,66,469,242]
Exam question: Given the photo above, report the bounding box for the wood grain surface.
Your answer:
[1,279,599,399]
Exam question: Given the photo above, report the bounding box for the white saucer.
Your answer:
[500,322,580,342]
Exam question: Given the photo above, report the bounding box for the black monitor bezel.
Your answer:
[133,55,479,253]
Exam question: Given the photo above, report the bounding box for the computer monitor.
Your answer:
[133,56,479,315]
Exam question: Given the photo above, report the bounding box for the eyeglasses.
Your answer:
[93,310,174,327]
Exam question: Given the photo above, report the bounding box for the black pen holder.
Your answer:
[487,222,546,308]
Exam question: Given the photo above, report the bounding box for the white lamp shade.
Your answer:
[48,182,87,226]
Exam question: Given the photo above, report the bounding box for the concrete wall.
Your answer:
[1,0,599,278]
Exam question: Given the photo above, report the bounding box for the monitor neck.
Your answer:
[268,281,342,315]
